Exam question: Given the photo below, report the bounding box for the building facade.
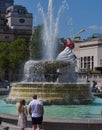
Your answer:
[0,0,32,43]
[0,0,33,81]
[0,0,14,14]
[73,34,102,83]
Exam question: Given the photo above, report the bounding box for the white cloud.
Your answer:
[88,25,102,30]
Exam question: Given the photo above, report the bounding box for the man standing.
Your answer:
[28,94,44,130]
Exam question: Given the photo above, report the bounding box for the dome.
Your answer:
[6,5,28,14]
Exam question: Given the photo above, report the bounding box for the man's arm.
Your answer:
[41,106,44,116]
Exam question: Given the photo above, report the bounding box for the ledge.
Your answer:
[0,114,102,130]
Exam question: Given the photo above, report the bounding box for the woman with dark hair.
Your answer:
[18,99,28,130]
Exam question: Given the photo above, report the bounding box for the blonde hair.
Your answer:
[18,99,26,113]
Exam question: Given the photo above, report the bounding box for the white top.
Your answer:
[56,47,77,64]
[28,99,43,117]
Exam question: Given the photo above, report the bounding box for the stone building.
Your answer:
[0,0,33,43]
[0,0,33,82]
[73,34,102,83]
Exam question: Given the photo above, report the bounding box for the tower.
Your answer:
[0,1,33,43]
[0,0,14,29]
[6,5,32,31]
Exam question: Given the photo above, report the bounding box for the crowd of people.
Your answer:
[17,94,44,130]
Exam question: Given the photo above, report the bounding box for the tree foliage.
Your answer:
[30,25,43,60]
[9,38,29,71]
[0,42,10,71]
[0,38,29,81]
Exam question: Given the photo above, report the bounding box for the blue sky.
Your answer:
[14,0,102,39]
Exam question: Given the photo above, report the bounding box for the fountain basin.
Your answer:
[5,82,93,105]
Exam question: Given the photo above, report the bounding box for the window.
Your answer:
[80,56,94,70]
[17,8,26,14]
[5,36,9,39]
[19,19,25,23]
[92,56,94,61]
[81,63,82,68]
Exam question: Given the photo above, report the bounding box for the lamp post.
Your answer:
[71,29,85,41]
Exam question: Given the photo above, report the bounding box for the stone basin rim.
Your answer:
[11,82,89,85]
[0,113,102,124]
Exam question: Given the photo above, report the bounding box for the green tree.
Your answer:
[0,38,29,81]
[9,38,29,81]
[30,25,43,59]
[0,42,10,79]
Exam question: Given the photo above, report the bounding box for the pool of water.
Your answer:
[0,96,102,120]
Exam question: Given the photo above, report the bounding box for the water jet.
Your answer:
[5,0,93,105]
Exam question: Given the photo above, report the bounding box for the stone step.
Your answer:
[0,124,31,130]
[0,125,44,130]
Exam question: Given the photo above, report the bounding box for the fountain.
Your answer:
[5,0,93,105]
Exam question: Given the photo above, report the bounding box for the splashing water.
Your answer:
[23,0,77,82]
[38,0,68,60]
